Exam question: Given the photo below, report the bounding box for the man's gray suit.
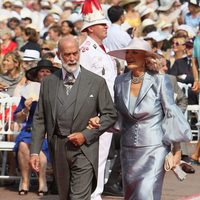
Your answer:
[30,67,117,200]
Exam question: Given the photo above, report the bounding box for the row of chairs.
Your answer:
[0,96,20,180]
[177,82,200,142]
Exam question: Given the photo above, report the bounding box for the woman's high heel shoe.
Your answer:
[38,190,48,196]
[19,189,28,195]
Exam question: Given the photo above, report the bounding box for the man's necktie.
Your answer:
[64,71,75,95]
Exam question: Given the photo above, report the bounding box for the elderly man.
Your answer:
[29,36,117,200]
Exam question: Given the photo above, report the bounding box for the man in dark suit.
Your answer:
[29,36,117,200]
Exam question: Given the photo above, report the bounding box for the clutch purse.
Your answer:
[164,152,187,181]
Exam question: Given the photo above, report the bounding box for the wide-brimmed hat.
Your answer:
[189,0,200,6]
[108,38,160,60]
[138,5,153,18]
[81,0,108,32]
[176,24,197,38]
[22,49,40,61]
[157,0,176,11]
[68,13,83,24]
[119,0,140,7]
[26,59,58,82]
[141,19,156,29]
[144,31,171,42]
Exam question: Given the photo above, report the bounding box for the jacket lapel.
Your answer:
[121,71,131,110]
[135,72,154,107]
[49,69,62,122]
[73,68,92,120]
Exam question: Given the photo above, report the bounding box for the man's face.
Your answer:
[57,40,80,73]
[88,24,108,40]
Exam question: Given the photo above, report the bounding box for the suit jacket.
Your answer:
[30,67,117,179]
[114,71,192,147]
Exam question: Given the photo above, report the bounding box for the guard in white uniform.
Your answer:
[80,0,117,199]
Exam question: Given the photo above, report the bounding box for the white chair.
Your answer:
[0,96,20,180]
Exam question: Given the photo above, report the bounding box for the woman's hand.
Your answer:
[172,150,181,168]
[24,98,33,111]
[0,82,9,91]
[87,116,100,129]
[192,81,200,92]
[172,142,181,168]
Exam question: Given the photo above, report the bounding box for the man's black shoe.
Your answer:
[103,183,123,197]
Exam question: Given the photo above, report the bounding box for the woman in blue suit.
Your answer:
[108,38,192,200]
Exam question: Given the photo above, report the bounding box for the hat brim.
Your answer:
[108,49,160,60]
[26,66,58,82]
[81,18,109,32]
[22,57,40,61]
[119,0,140,7]
[157,0,175,11]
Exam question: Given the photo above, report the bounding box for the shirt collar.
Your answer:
[62,66,81,80]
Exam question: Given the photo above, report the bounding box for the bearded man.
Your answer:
[29,36,117,200]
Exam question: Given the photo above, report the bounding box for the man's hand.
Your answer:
[68,132,86,146]
[29,155,40,172]
[87,116,100,129]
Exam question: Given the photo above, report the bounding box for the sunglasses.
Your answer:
[172,42,184,46]
[41,48,50,51]
[3,4,12,9]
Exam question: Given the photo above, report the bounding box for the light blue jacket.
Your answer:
[114,71,192,147]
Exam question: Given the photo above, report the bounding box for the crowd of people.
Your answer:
[0,0,199,199]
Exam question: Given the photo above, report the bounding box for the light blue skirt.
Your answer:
[121,144,169,200]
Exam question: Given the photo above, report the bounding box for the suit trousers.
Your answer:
[50,135,93,200]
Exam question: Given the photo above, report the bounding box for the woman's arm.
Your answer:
[14,97,33,123]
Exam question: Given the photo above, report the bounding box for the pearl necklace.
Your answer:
[131,73,144,84]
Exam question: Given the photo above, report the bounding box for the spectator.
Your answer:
[0,28,17,56]
[14,59,58,196]
[7,17,20,30]
[0,51,25,96]
[21,49,40,72]
[184,0,200,30]
[119,0,141,29]
[13,25,24,50]
[41,40,56,57]
[21,17,32,28]
[47,24,62,44]
[61,20,77,37]
[20,27,41,53]
[170,36,198,105]
[103,5,131,51]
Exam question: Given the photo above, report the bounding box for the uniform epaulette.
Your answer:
[80,41,91,52]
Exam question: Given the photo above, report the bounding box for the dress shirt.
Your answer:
[103,24,131,51]
[62,66,81,81]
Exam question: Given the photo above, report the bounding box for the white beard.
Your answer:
[60,56,79,73]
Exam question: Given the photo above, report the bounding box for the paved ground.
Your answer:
[0,163,199,200]
[0,143,199,200]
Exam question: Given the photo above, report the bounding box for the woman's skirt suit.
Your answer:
[114,71,192,200]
